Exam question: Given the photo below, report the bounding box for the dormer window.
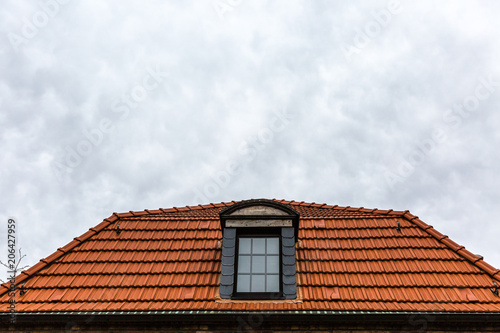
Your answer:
[237,236,280,293]
[219,199,299,300]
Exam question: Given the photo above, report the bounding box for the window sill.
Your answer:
[231,293,285,300]
[214,293,303,304]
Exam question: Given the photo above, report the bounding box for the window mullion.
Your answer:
[249,239,253,292]
[264,238,267,292]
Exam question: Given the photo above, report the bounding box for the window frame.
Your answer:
[232,227,284,300]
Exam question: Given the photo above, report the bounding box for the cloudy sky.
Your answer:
[1,0,500,276]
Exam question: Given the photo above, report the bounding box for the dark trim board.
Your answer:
[3,312,500,331]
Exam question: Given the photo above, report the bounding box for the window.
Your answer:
[236,237,280,293]
[219,199,299,300]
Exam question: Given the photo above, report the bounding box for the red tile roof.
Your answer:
[1,199,500,313]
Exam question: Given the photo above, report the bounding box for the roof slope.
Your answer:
[1,199,500,313]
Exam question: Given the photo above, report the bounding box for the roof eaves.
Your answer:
[9,310,500,316]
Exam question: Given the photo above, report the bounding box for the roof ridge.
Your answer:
[111,199,406,216]
[274,200,410,216]
[402,211,500,282]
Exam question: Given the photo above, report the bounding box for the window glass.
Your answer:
[251,275,266,292]
[267,238,279,254]
[266,255,279,273]
[252,238,266,254]
[237,274,250,292]
[237,236,281,294]
[252,256,265,273]
[266,275,280,292]
[238,256,251,273]
[239,238,252,254]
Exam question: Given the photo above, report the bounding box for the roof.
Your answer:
[1,199,500,314]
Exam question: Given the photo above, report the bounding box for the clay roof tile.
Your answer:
[1,199,499,314]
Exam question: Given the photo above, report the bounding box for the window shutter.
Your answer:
[282,227,296,299]
[220,227,236,299]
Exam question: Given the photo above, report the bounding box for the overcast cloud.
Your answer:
[1,0,500,276]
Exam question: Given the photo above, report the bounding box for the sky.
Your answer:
[1,0,500,277]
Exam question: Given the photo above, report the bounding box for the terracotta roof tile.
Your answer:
[2,199,500,313]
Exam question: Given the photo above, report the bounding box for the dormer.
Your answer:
[219,199,300,300]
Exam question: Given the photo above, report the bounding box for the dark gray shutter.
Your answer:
[281,227,297,299]
[220,227,236,299]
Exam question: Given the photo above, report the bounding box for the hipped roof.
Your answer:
[1,199,500,313]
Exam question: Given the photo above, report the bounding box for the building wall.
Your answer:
[2,315,500,332]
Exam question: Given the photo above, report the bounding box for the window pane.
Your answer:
[267,238,279,254]
[252,256,265,273]
[252,238,266,254]
[251,275,265,292]
[236,236,282,295]
[239,238,251,254]
[266,275,279,292]
[238,255,251,273]
[237,274,250,292]
[267,255,279,274]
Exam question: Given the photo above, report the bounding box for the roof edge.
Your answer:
[401,212,500,282]
[0,217,117,297]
